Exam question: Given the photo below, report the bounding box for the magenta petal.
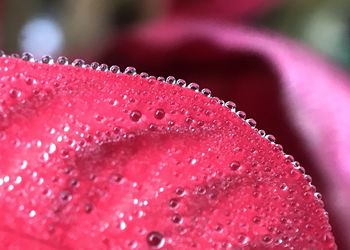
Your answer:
[167,0,280,20]
[101,20,350,248]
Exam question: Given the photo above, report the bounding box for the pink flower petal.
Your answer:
[0,56,335,249]
[167,0,280,20]
[101,19,350,248]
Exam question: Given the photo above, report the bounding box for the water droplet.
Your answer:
[225,101,236,111]
[72,59,85,67]
[14,176,22,184]
[195,186,207,195]
[60,190,72,202]
[154,109,165,120]
[149,123,158,131]
[201,88,212,97]
[176,79,186,87]
[84,203,93,213]
[215,223,224,232]
[9,88,21,99]
[98,64,108,71]
[90,62,99,69]
[124,67,136,75]
[229,161,240,171]
[246,118,257,128]
[157,76,165,82]
[169,198,179,209]
[280,183,288,191]
[168,120,175,127]
[166,76,176,84]
[146,231,165,248]
[111,174,123,183]
[29,210,36,218]
[21,52,34,61]
[110,65,120,73]
[262,234,272,244]
[120,221,127,230]
[57,56,68,65]
[175,187,185,196]
[171,214,183,224]
[237,233,249,245]
[130,110,142,122]
[140,72,149,78]
[314,192,322,200]
[236,111,246,119]
[252,216,261,224]
[258,130,266,136]
[265,134,276,143]
[187,82,200,91]
[41,55,53,64]
[69,178,79,187]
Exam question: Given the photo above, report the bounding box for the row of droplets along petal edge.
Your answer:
[0,50,330,227]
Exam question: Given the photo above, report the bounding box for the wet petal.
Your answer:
[0,55,335,249]
[101,19,350,248]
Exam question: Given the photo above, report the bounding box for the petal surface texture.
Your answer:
[0,57,336,249]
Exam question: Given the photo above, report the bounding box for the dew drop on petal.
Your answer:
[171,214,183,224]
[130,110,142,122]
[168,198,179,209]
[146,231,165,248]
[154,108,165,120]
[229,161,240,171]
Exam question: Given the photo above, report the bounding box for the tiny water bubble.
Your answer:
[154,109,165,120]
[262,234,272,244]
[98,64,108,71]
[72,59,85,67]
[140,72,149,78]
[229,161,241,171]
[146,231,165,248]
[176,79,186,87]
[90,62,99,69]
[246,118,257,128]
[175,187,185,196]
[124,67,136,75]
[130,110,142,122]
[157,76,165,82]
[171,214,183,224]
[168,198,179,209]
[225,101,236,111]
[21,52,34,62]
[187,83,200,91]
[237,233,249,245]
[166,76,176,84]
[201,88,212,97]
[110,65,120,73]
[57,56,68,65]
[9,88,21,99]
[84,203,93,213]
[41,55,53,64]
[236,111,246,119]
[265,134,276,143]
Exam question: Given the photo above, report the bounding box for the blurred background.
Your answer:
[1,0,350,67]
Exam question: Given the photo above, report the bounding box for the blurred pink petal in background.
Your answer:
[167,0,280,20]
